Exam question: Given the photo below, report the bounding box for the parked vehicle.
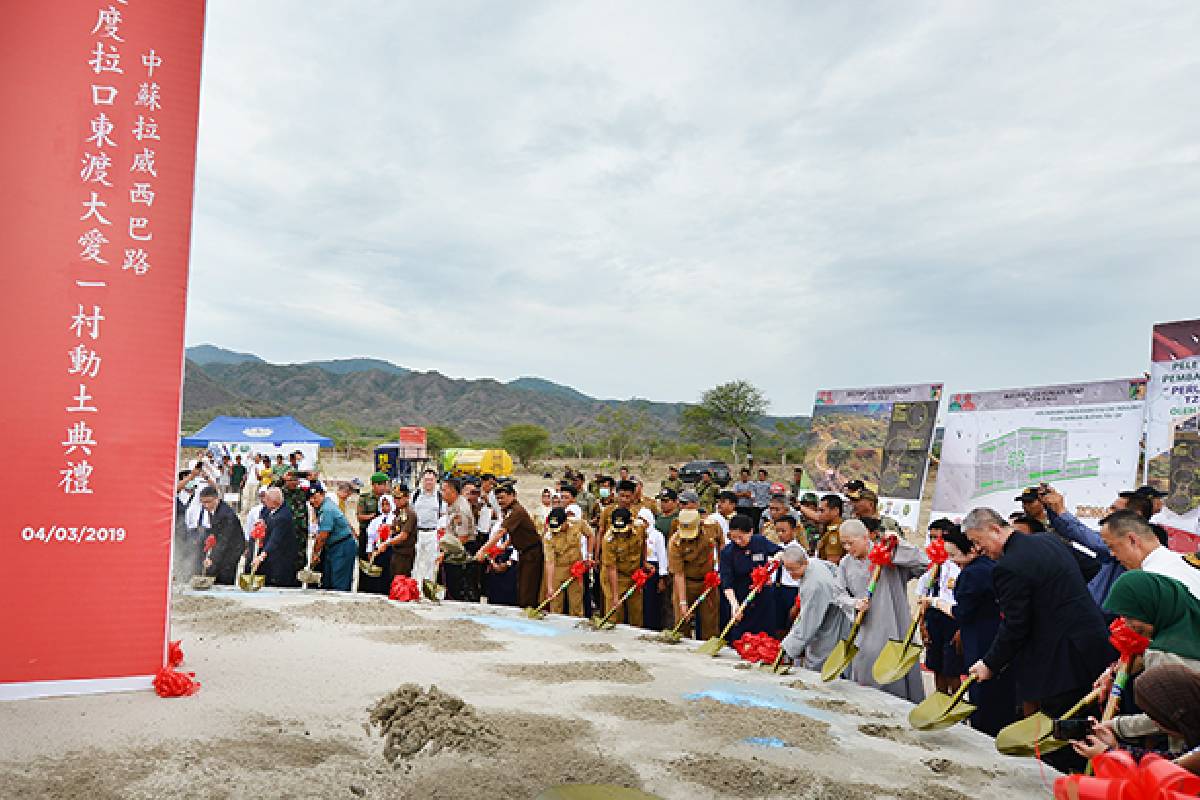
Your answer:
[679,459,732,487]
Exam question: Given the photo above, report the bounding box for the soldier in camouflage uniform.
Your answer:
[694,470,719,514]
[542,507,590,616]
[281,470,311,571]
[660,465,684,494]
[357,472,390,532]
[601,506,649,626]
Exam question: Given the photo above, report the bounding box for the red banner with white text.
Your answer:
[0,1,206,698]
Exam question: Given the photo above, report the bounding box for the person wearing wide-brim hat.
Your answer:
[667,493,722,639]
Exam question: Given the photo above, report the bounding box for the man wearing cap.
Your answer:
[1127,485,1168,516]
[814,494,847,563]
[641,489,675,630]
[695,470,719,515]
[358,472,391,534]
[651,489,681,629]
[846,487,903,536]
[282,470,311,572]
[601,506,650,626]
[795,492,822,551]
[661,466,684,494]
[477,483,544,609]
[383,485,418,579]
[668,497,722,639]
[307,482,357,592]
[541,507,588,616]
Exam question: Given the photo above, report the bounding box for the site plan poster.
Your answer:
[932,379,1145,530]
[0,2,206,699]
[1144,318,1200,549]
[802,383,943,533]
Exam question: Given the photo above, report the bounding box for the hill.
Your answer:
[299,357,409,376]
[185,344,265,365]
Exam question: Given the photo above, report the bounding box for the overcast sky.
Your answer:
[185,1,1200,415]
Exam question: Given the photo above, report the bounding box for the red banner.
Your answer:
[0,2,206,698]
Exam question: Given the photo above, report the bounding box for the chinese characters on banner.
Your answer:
[0,2,206,699]
[1144,318,1200,551]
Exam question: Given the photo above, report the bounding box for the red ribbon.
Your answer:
[378,524,392,541]
[924,538,947,565]
[631,568,650,589]
[250,521,267,541]
[388,575,420,602]
[486,544,504,559]
[868,541,893,567]
[167,640,184,668]
[1109,617,1151,659]
[750,564,773,590]
[153,666,200,698]
[794,593,803,610]
[203,534,216,553]
[703,570,721,590]
[570,560,589,580]
[732,632,781,664]
[1053,751,1200,799]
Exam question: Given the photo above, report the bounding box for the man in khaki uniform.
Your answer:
[542,507,589,616]
[668,495,722,639]
[846,486,903,536]
[601,506,649,626]
[815,493,847,562]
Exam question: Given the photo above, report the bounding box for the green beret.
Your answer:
[370,471,390,484]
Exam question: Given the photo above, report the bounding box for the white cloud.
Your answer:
[185,1,1200,414]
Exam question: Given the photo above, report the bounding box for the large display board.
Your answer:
[801,383,943,533]
[1145,319,1200,549]
[0,2,206,699]
[932,379,1145,528]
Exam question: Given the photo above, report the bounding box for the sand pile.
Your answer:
[585,694,687,723]
[171,592,294,637]
[858,722,933,750]
[496,658,652,684]
[577,642,617,653]
[365,619,505,653]
[803,696,892,719]
[369,684,499,762]
[669,753,880,799]
[287,598,421,626]
[686,697,834,752]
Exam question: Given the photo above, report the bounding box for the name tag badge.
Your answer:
[752,553,765,562]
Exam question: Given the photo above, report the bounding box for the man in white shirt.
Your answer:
[1101,510,1200,601]
[410,469,444,585]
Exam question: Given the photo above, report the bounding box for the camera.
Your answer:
[1051,718,1092,741]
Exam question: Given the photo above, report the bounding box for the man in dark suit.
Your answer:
[198,487,245,585]
[964,507,1114,767]
[252,487,298,587]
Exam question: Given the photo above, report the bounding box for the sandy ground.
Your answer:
[0,588,1053,800]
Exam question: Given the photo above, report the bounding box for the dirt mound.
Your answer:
[670,753,883,798]
[495,659,652,684]
[173,605,294,637]
[858,722,933,750]
[803,696,891,719]
[364,619,505,652]
[585,694,687,723]
[686,697,834,752]
[369,684,500,762]
[287,598,421,626]
[577,642,617,653]
[171,593,238,616]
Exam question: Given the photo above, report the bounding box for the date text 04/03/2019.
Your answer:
[21,526,127,544]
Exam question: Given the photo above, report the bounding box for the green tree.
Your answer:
[328,418,360,460]
[596,406,653,462]
[426,425,463,454]
[561,424,596,460]
[680,380,769,462]
[773,419,809,466]
[500,423,551,467]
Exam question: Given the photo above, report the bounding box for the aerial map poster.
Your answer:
[1144,318,1200,549]
[801,382,943,533]
[932,379,1146,530]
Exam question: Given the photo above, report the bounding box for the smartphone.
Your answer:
[1052,718,1092,741]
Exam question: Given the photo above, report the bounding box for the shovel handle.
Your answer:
[669,587,713,636]
[531,575,575,615]
[847,563,885,636]
[597,583,638,628]
[717,587,760,641]
[1100,656,1133,721]
[1060,686,1104,721]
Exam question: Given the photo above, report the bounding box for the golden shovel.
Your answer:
[995,687,1102,756]
[820,562,885,682]
[658,585,716,644]
[591,579,643,630]
[238,542,266,591]
[525,573,578,619]
[697,584,766,657]
[761,647,791,674]
[909,676,977,731]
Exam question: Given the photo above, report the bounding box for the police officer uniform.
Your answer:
[601,508,649,627]
[815,521,845,563]
[667,508,722,639]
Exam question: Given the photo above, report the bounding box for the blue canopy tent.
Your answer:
[181,416,332,468]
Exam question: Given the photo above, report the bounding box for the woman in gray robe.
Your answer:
[780,544,852,671]
[835,519,928,702]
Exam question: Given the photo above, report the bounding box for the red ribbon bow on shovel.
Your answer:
[570,560,589,580]
[250,521,267,541]
[1054,751,1200,800]
[203,534,216,553]
[703,570,721,590]
[732,632,781,664]
[631,568,650,589]
[750,564,773,590]
[925,538,947,565]
[868,541,894,567]
[1109,617,1151,659]
[486,544,504,560]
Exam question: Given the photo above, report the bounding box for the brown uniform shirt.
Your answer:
[501,501,541,553]
[667,522,722,580]
[601,522,648,575]
[543,519,591,564]
[816,522,845,562]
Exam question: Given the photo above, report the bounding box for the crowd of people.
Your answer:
[173,453,1200,776]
